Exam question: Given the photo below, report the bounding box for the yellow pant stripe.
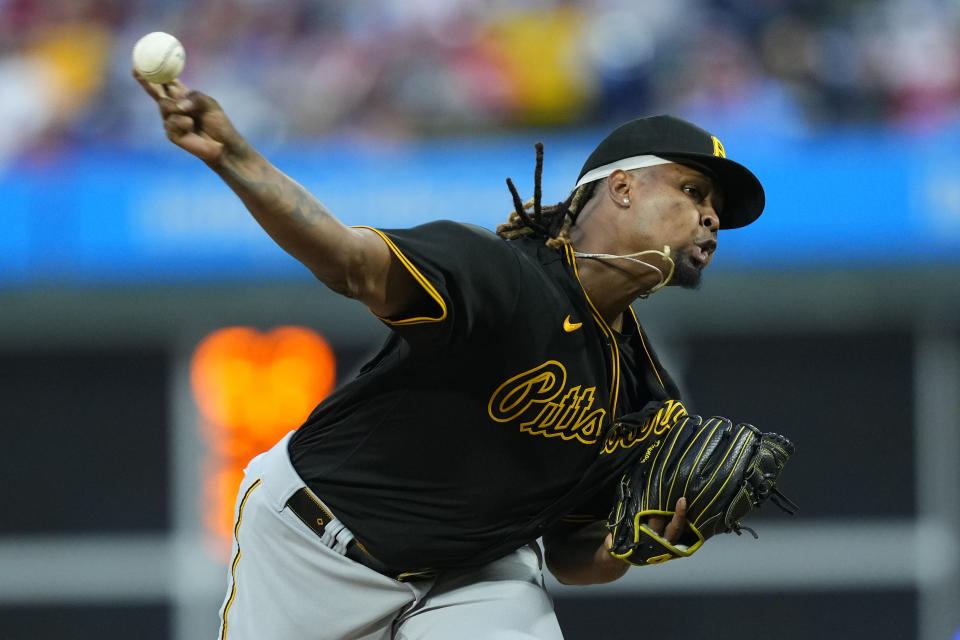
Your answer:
[220,478,262,640]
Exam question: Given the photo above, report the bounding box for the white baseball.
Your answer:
[132,32,185,84]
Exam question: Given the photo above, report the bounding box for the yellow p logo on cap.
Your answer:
[712,136,726,158]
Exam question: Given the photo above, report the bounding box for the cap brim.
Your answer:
[659,153,765,230]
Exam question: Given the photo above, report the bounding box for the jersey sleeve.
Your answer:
[360,220,523,350]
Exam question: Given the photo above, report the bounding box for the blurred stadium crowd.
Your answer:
[1,0,958,164]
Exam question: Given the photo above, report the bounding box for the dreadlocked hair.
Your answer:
[496,142,596,249]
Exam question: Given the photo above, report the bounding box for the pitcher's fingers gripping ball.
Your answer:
[607,405,797,565]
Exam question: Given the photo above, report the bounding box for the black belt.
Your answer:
[285,488,434,582]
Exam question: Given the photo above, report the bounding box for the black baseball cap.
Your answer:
[576,115,765,229]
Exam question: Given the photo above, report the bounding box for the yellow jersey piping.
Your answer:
[627,306,667,392]
[563,244,621,414]
[354,226,448,326]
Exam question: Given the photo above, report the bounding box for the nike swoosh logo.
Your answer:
[563,315,583,332]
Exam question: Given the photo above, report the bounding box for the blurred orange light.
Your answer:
[204,464,246,543]
[190,326,336,547]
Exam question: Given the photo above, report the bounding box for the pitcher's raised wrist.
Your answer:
[207,137,260,180]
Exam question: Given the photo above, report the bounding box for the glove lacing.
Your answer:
[729,474,799,538]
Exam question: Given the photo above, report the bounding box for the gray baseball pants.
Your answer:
[217,431,565,640]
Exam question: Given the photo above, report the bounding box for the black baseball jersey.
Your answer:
[288,221,680,571]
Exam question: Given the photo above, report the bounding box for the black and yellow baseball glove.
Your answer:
[607,409,796,566]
